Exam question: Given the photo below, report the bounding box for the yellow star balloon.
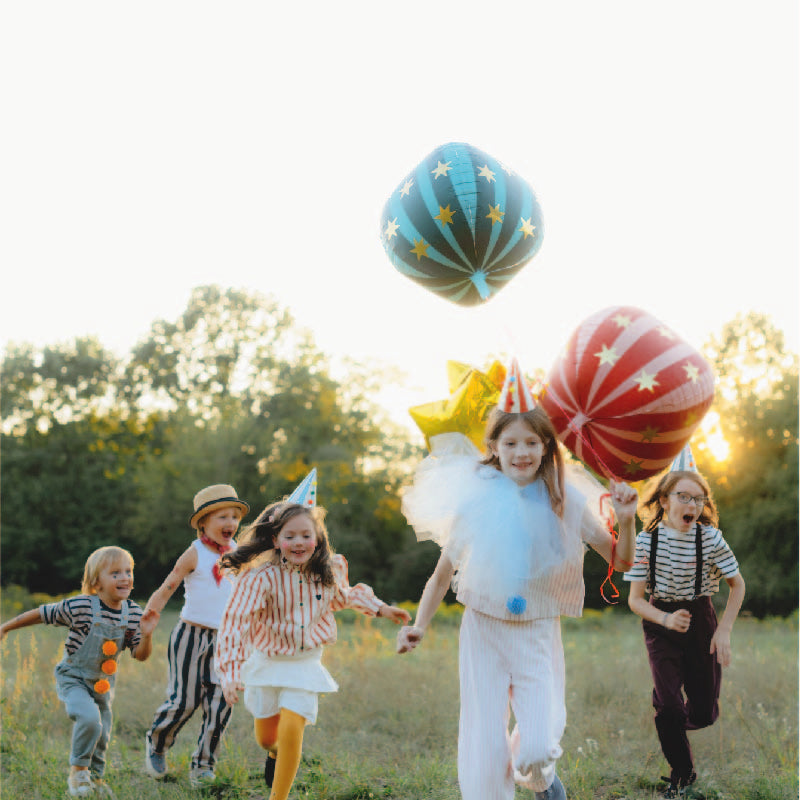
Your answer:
[409,360,507,451]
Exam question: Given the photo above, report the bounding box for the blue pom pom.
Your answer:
[506,595,527,615]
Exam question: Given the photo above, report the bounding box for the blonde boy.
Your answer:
[0,546,157,798]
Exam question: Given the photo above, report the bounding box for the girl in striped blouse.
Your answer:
[625,467,745,798]
[215,500,410,800]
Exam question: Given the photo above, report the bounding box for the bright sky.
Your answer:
[2,1,798,435]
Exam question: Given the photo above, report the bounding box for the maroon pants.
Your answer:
[643,596,721,784]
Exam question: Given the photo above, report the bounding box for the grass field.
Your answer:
[0,591,797,800]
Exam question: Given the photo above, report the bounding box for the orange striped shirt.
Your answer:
[215,554,384,684]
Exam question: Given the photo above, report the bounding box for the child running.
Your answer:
[625,448,745,799]
[0,546,157,798]
[144,483,249,786]
[215,469,411,800]
[396,359,638,800]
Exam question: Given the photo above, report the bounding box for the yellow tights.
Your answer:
[254,710,306,800]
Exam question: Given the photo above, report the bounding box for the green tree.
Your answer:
[700,313,798,616]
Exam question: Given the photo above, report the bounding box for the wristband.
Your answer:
[662,612,669,627]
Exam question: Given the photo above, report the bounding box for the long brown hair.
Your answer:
[219,502,336,586]
[641,469,719,531]
[480,406,566,517]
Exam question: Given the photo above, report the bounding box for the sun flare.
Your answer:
[699,411,730,462]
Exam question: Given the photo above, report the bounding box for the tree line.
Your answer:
[1,287,797,616]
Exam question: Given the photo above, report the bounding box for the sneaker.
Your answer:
[91,776,116,798]
[144,741,168,779]
[264,754,276,787]
[660,772,697,799]
[189,766,216,787]
[67,769,94,798]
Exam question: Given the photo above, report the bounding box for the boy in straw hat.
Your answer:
[143,484,249,787]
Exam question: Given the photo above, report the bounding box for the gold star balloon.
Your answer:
[409,360,507,450]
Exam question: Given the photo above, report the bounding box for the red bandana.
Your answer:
[200,535,233,586]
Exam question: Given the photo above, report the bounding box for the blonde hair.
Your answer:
[82,546,135,595]
[481,406,566,517]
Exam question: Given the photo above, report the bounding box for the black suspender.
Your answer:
[649,527,659,597]
[649,523,703,599]
[694,522,703,598]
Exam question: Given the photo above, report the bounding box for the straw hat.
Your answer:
[189,484,249,529]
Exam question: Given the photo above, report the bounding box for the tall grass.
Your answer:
[1,591,796,799]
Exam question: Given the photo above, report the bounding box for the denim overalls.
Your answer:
[55,595,129,776]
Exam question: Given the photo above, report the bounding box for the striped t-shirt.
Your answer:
[39,595,144,656]
[623,523,739,600]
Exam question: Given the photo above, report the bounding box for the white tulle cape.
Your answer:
[401,433,612,616]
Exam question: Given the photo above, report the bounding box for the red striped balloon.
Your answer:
[540,306,714,481]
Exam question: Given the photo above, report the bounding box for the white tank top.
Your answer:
[180,539,234,629]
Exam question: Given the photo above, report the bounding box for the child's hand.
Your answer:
[396,625,424,654]
[664,609,691,633]
[140,608,160,636]
[710,626,732,667]
[609,481,638,523]
[378,605,412,625]
[222,680,244,706]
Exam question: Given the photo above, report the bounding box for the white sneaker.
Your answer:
[67,769,94,797]
[189,766,216,787]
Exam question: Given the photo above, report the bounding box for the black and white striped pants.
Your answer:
[146,619,233,769]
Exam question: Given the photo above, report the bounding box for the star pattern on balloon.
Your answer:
[613,313,632,328]
[432,160,452,178]
[634,370,659,392]
[624,458,645,476]
[410,238,429,260]
[595,344,619,366]
[477,164,496,182]
[384,218,399,240]
[399,179,414,197]
[434,205,456,226]
[518,217,537,239]
[639,425,661,442]
[486,204,505,225]
[683,362,700,383]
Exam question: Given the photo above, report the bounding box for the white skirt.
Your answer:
[241,648,339,694]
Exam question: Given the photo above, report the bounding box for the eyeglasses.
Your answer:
[671,491,706,507]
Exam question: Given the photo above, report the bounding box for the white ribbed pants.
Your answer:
[458,608,565,798]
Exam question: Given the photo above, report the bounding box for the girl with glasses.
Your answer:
[624,465,745,798]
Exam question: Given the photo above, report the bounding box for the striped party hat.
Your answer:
[288,468,317,508]
[670,445,697,472]
[497,358,536,413]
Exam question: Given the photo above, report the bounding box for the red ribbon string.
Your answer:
[539,387,636,605]
[597,493,621,604]
[200,535,232,586]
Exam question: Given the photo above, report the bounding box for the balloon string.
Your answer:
[598,492,621,605]
[538,386,620,481]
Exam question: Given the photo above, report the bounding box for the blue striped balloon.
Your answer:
[380,142,544,306]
